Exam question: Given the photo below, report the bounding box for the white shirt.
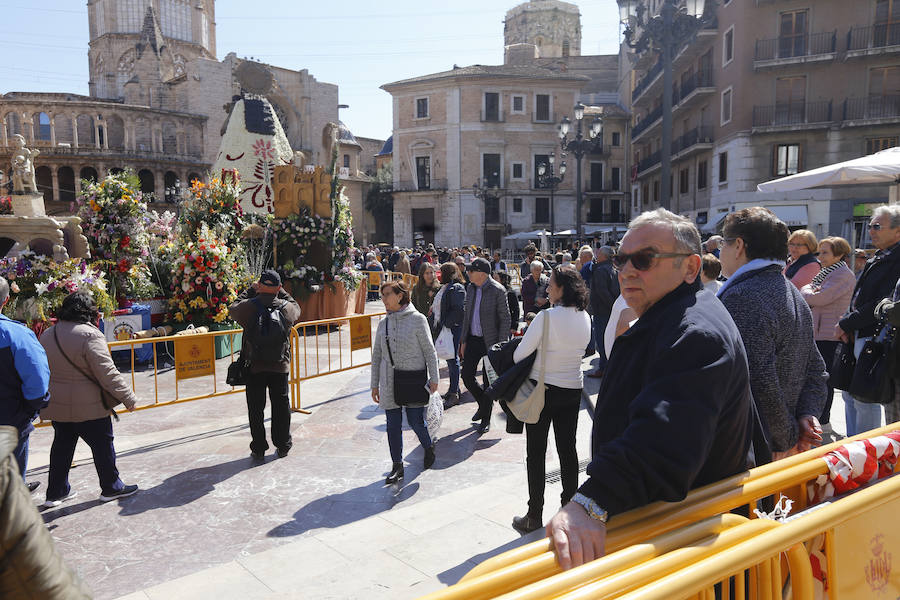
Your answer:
[604,295,631,358]
[513,306,591,389]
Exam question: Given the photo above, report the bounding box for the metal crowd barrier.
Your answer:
[288,312,386,413]
[420,422,900,599]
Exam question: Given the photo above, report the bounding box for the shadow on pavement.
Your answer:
[116,457,265,516]
[431,427,501,471]
[267,477,421,538]
[436,528,546,585]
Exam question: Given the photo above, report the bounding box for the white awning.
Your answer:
[768,204,808,227]
[700,213,728,233]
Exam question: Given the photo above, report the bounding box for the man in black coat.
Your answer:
[836,204,900,435]
[586,246,619,378]
[545,209,753,570]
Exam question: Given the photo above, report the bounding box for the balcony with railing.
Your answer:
[671,126,714,158]
[753,31,837,69]
[632,104,663,140]
[847,23,900,57]
[632,61,664,106]
[842,95,900,124]
[673,69,715,111]
[587,179,624,193]
[394,178,448,193]
[751,101,833,130]
[636,149,662,175]
[586,211,628,224]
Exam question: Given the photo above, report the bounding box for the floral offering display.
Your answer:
[75,171,157,301]
[178,172,246,249]
[0,251,115,326]
[147,210,179,296]
[169,224,249,325]
[273,207,331,291]
[327,147,363,292]
[0,196,11,215]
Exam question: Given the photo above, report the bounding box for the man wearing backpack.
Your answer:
[229,270,302,460]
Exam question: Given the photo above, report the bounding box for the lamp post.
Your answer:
[473,175,502,249]
[559,103,603,241]
[537,154,566,237]
[621,0,715,211]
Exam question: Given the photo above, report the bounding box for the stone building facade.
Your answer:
[624,0,900,245]
[504,0,582,59]
[1,0,340,214]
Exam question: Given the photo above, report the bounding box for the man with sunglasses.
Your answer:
[545,209,753,571]
[836,205,900,435]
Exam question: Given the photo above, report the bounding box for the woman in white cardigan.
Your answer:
[510,266,591,534]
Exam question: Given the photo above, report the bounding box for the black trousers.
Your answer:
[461,335,490,424]
[47,417,124,499]
[816,340,839,425]
[525,384,581,518]
[246,371,292,454]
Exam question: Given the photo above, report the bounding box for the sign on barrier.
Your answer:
[174,335,215,380]
[832,498,899,596]
[349,315,372,351]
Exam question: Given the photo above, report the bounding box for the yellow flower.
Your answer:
[174,311,184,321]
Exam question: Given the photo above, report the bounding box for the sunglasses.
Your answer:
[612,250,694,271]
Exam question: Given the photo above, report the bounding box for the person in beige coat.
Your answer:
[39,292,138,507]
[800,236,856,430]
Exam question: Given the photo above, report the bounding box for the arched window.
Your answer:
[562,40,570,57]
[34,113,51,141]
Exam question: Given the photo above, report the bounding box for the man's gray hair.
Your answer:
[873,205,900,229]
[0,276,8,305]
[530,260,544,271]
[597,245,615,259]
[628,208,702,255]
[578,245,593,256]
[707,235,724,246]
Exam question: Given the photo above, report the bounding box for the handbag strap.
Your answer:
[384,315,396,368]
[53,327,117,416]
[536,311,550,386]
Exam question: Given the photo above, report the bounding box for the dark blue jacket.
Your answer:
[0,315,51,436]
[436,282,466,330]
[840,242,900,339]
[579,281,753,516]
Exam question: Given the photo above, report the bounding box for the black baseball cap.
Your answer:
[258,269,281,287]
[466,257,492,274]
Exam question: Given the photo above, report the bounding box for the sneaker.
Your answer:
[42,490,77,509]
[99,484,139,502]
[276,447,290,458]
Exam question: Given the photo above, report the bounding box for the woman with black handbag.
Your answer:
[371,280,440,484]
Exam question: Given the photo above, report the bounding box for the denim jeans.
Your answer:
[385,406,432,463]
[843,336,883,436]
[12,431,28,481]
[446,324,462,394]
[47,417,125,499]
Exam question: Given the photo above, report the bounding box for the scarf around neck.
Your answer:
[809,261,845,288]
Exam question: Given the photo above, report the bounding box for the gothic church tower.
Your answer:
[86,0,216,100]
[504,0,582,59]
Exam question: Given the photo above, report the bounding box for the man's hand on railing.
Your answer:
[546,502,607,570]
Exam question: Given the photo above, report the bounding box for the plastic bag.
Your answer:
[425,390,444,440]
[434,327,456,360]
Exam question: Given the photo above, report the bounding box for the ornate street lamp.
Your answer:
[537,154,566,236]
[621,0,716,210]
[559,103,603,240]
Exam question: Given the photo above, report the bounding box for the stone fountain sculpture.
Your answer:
[1,135,89,261]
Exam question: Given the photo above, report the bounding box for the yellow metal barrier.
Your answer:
[35,328,246,427]
[288,312,386,413]
[443,423,900,597]
[615,472,900,600]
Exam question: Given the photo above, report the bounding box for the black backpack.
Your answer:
[247,298,292,363]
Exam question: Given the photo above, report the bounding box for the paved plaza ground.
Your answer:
[22,302,855,599]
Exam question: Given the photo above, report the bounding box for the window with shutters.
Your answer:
[775,76,806,124]
[697,160,708,190]
[535,198,550,223]
[875,0,900,47]
[679,168,690,194]
[774,144,801,176]
[723,26,735,66]
[721,87,733,125]
[867,136,899,154]
[416,156,431,190]
[484,92,501,121]
[415,97,429,119]
[779,10,808,59]
[719,152,728,183]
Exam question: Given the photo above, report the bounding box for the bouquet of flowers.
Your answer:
[0,250,115,327]
[147,210,179,296]
[75,171,156,301]
[328,146,362,292]
[169,225,250,325]
[0,196,11,215]
[179,172,246,249]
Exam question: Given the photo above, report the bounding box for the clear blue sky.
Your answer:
[0,1,622,141]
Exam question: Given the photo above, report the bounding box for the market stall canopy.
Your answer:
[505,229,552,240]
[757,147,900,192]
[552,229,577,236]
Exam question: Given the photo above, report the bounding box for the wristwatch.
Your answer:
[571,492,609,523]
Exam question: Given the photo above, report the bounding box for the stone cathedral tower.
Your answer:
[504,0,582,59]
[86,0,216,100]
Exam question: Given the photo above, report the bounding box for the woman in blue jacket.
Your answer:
[433,262,467,408]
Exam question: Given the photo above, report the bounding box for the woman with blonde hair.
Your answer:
[800,236,856,431]
[785,229,820,288]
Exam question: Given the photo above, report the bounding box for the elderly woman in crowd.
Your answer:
[799,236,856,432]
[39,292,139,507]
[785,229,821,289]
[371,281,440,484]
[718,208,828,460]
[521,261,549,315]
[511,266,591,533]
[432,262,467,408]
[395,251,411,274]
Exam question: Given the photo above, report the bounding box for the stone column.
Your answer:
[94,119,101,149]
[101,117,109,150]
[23,113,33,143]
[51,168,59,202]
[50,116,57,147]
[154,170,163,202]
[75,172,82,195]
[1,119,7,146]
[71,115,79,148]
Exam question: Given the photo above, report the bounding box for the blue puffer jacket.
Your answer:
[0,315,51,436]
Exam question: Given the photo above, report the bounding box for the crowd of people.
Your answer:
[3,204,900,582]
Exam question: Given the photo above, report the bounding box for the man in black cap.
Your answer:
[229,270,302,460]
[460,257,511,433]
